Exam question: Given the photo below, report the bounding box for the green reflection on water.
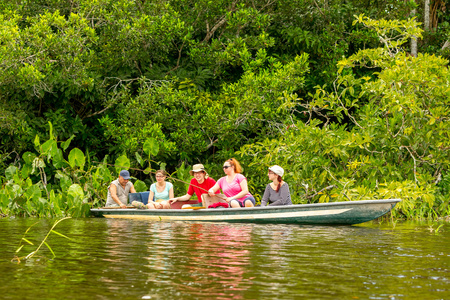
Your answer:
[1,218,449,299]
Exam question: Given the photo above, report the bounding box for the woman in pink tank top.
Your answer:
[208,158,255,208]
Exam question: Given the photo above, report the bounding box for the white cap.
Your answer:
[268,165,284,177]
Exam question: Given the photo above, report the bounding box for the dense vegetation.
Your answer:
[1,0,449,219]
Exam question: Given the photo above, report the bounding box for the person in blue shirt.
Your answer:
[147,170,174,209]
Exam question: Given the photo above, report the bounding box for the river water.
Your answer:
[1,218,449,299]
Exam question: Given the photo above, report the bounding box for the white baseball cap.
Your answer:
[268,165,284,177]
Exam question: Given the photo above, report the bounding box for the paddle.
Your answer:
[181,206,206,210]
[101,206,136,209]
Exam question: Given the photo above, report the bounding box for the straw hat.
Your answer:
[189,164,208,177]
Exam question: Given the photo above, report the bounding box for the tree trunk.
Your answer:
[443,40,450,50]
[411,8,418,57]
[424,0,430,31]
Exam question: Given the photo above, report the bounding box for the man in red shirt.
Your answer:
[169,164,219,207]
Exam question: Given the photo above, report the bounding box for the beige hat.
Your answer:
[189,164,207,176]
[269,165,284,177]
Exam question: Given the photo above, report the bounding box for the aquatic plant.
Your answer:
[12,217,73,264]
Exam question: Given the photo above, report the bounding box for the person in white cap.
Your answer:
[261,165,292,206]
[105,170,137,208]
[169,164,219,207]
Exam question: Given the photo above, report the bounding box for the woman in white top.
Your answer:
[147,170,174,209]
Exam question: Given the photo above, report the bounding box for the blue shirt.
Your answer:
[150,182,173,201]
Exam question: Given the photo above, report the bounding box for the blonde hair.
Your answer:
[227,158,242,173]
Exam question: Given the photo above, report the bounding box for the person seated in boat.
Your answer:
[169,164,220,208]
[146,170,174,209]
[208,158,256,208]
[261,165,292,206]
[105,170,137,208]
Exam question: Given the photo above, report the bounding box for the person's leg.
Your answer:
[131,201,146,209]
[161,200,171,209]
[146,202,157,209]
[229,199,243,208]
[244,196,256,207]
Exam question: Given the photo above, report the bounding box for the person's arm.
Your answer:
[208,182,220,196]
[261,184,270,207]
[129,184,137,194]
[169,193,192,204]
[169,185,174,199]
[148,190,155,204]
[268,184,291,206]
[109,184,127,208]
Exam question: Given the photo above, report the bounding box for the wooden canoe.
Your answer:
[90,198,400,225]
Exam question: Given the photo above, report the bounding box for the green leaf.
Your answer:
[67,184,84,202]
[68,148,85,169]
[5,166,18,180]
[51,230,75,241]
[21,238,34,246]
[22,152,36,165]
[44,241,56,258]
[41,139,57,157]
[135,152,144,167]
[34,135,40,148]
[115,155,130,172]
[134,180,147,192]
[143,138,159,156]
[62,135,76,152]
[24,185,41,201]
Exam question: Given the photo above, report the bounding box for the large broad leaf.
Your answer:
[143,138,159,156]
[68,148,85,170]
[52,148,66,169]
[0,193,8,208]
[22,152,36,165]
[57,174,73,191]
[24,184,41,201]
[134,180,148,192]
[115,155,130,173]
[5,166,18,180]
[67,184,84,202]
[41,139,57,157]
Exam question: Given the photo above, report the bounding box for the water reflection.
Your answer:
[1,219,449,299]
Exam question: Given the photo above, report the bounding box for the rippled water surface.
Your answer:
[1,218,449,299]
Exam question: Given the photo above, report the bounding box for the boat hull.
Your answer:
[90,199,400,225]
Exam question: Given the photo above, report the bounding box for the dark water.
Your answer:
[1,218,449,300]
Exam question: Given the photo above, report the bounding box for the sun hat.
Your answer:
[268,165,284,177]
[119,170,131,180]
[189,164,207,176]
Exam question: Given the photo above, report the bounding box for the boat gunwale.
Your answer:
[90,198,401,214]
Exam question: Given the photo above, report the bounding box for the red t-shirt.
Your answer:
[187,177,219,203]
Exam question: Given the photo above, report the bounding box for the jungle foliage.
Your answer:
[0,0,449,219]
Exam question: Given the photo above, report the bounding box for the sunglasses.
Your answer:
[223,165,232,169]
